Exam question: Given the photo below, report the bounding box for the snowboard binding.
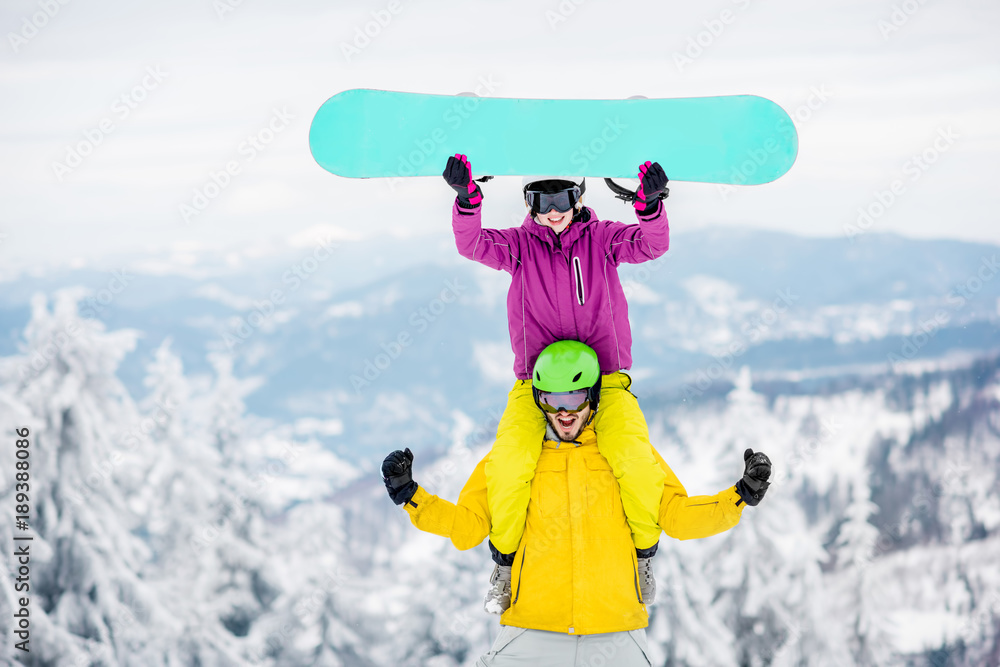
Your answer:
[604,178,669,205]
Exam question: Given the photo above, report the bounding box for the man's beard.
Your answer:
[547,413,586,442]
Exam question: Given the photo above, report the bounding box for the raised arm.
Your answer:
[603,201,670,266]
[659,473,744,540]
[452,202,522,273]
[604,161,670,265]
[650,445,771,540]
[445,154,521,273]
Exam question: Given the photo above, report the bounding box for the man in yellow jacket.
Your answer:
[381,343,772,666]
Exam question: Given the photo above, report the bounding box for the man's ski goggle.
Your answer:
[536,389,590,414]
[525,186,581,214]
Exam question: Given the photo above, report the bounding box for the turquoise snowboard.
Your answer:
[309,89,797,185]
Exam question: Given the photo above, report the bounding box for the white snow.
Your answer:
[1,290,997,665]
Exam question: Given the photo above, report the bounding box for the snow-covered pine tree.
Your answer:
[0,293,283,665]
[0,322,37,665]
[833,478,898,666]
[0,289,171,665]
[647,545,738,666]
[671,368,852,666]
[138,343,282,664]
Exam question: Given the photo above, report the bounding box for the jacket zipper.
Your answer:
[572,256,585,305]
[632,549,641,603]
[513,546,527,604]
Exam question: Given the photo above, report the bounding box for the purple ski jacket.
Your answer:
[452,200,669,380]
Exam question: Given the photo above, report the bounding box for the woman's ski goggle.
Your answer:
[536,389,590,414]
[525,186,581,214]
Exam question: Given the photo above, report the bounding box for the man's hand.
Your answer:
[735,448,771,506]
[443,154,483,207]
[382,448,418,506]
[634,161,668,212]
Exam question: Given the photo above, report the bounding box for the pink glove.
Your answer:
[443,154,483,206]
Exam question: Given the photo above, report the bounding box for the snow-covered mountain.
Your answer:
[1,228,997,467]
[1,227,998,665]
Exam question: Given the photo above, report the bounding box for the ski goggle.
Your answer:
[536,389,590,414]
[525,186,581,214]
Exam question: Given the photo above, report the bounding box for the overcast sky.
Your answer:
[1,0,998,273]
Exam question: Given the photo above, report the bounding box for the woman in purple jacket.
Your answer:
[444,154,671,613]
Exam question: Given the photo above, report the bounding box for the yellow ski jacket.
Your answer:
[404,425,745,635]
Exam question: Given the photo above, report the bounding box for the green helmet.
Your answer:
[531,340,602,413]
[532,340,600,391]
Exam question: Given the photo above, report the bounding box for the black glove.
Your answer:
[735,448,771,506]
[381,448,418,506]
[634,161,669,213]
[443,154,483,208]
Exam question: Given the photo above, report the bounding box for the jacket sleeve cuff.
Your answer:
[723,486,746,518]
[455,197,481,214]
[404,486,432,515]
[636,199,662,219]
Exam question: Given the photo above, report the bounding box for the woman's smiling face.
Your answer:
[534,207,574,234]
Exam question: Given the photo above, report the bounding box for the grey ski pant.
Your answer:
[475,626,652,666]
